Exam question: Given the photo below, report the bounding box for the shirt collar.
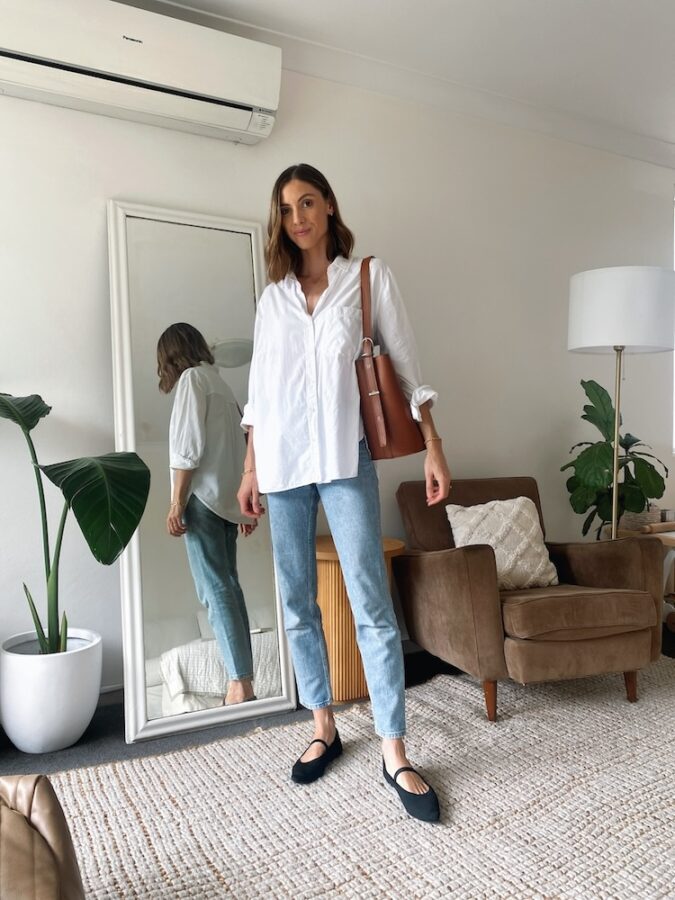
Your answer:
[285,255,350,287]
[328,255,349,275]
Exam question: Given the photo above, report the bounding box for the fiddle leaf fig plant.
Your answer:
[561,380,668,538]
[0,392,151,653]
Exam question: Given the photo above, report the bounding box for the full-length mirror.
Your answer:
[108,201,296,742]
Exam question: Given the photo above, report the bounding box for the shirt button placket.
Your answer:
[305,317,320,479]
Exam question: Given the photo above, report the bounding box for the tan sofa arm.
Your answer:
[393,544,508,681]
[547,536,663,660]
[0,774,85,900]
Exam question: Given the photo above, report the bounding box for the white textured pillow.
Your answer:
[445,496,559,590]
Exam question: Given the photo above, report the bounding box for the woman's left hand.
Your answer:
[239,520,258,537]
[424,443,452,506]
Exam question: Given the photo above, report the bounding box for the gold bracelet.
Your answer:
[242,468,255,476]
[169,500,184,509]
[424,437,442,445]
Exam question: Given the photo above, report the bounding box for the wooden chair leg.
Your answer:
[482,680,497,721]
[624,670,637,702]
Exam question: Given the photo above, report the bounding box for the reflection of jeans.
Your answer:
[183,495,253,680]
[266,440,405,738]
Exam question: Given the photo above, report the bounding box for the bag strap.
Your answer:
[360,255,374,344]
[359,256,387,449]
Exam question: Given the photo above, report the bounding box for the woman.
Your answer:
[237,165,451,821]
[158,322,257,706]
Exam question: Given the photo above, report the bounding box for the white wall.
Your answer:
[1,69,674,690]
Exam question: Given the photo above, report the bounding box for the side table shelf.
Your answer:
[617,528,675,622]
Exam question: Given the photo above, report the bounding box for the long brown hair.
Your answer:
[266,163,354,283]
[157,323,214,394]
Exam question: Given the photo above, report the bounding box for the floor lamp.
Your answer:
[568,266,675,539]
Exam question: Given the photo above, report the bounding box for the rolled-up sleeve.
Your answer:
[169,369,207,469]
[371,259,438,422]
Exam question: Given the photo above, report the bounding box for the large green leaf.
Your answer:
[566,475,579,494]
[593,483,645,525]
[580,380,617,441]
[573,442,614,489]
[41,452,150,564]
[630,450,669,478]
[568,441,593,454]
[569,484,598,514]
[596,489,614,523]
[23,584,48,654]
[622,483,646,513]
[581,508,597,537]
[0,393,51,432]
[632,457,666,499]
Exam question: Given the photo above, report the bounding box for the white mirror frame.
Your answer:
[107,199,297,742]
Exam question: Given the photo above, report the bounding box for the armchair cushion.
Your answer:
[502,584,657,641]
[446,496,558,590]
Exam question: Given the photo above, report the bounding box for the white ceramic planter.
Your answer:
[0,628,102,754]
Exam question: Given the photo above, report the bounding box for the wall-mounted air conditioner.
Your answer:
[0,0,281,143]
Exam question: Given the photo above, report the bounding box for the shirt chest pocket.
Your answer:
[319,308,363,361]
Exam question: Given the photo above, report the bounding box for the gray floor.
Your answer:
[0,701,314,776]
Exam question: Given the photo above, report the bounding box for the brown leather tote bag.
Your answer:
[355,257,425,460]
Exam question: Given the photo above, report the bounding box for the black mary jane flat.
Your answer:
[291,731,343,784]
[382,760,440,822]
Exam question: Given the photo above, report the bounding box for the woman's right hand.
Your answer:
[166,500,187,537]
[237,471,265,519]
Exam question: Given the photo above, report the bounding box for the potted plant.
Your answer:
[0,393,150,753]
[561,380,668,539]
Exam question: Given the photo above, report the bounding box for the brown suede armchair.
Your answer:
[394,477,663,720]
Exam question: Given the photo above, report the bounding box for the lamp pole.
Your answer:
[611,345,624,539]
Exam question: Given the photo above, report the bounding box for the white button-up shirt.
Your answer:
[170,363,250,523]
[241,256,437,494]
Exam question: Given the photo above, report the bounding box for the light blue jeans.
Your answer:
[183,495,254,681]
[266,439,406,738]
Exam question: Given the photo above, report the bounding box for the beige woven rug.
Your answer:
[52,658,675,899]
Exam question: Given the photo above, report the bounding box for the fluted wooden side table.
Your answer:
[315,535,405,702]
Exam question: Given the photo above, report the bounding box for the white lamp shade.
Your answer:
[568,266,675,353]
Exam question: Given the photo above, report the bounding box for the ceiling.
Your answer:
[128,0,675,169]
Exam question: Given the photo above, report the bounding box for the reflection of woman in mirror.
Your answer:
[157,323,257,706]
[238,164,451,821]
